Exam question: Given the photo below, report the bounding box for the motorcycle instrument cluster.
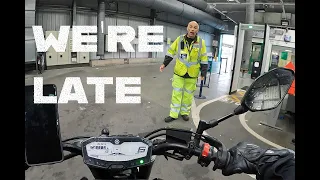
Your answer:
[81,135,153,170]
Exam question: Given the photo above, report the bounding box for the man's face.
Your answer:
[187,21,199,38]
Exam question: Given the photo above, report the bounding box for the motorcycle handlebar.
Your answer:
[152,143,202,156]
[151,142,223,169]
[61,135,227,171]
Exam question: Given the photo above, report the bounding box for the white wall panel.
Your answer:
[76,12,97,25]
[26,0,36,63]
[156,21,168,40]
[105,16,117,33]
[25,28,34,41]
[25,11,35,27]
[25,40,36,62]
[36,11,71,31]
[25,0,36,11]
[117,17,129,25]
[167,25,181,40]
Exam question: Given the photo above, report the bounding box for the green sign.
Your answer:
[281,52,288,60]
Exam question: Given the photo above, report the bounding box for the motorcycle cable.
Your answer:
[62,136,91,142]
[144,128,206,139]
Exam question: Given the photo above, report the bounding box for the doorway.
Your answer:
[220,34,235,74]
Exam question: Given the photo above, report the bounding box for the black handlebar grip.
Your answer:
[212,149,230,171]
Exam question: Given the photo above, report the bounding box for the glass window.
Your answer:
[269,45,295,70]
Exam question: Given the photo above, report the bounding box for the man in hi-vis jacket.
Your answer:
[160,21,208,122]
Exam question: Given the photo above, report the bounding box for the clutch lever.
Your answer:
[163,152,184,161]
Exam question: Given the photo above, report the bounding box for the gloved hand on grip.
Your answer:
[217,142,294,178]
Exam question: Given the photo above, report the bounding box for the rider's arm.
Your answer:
[214,142,295,180]
[163,37,180,67]
[258,153,295,180]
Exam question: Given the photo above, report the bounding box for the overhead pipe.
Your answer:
[116,0,228,30]
[177,0,237,24]
[279,0,287,19]
[208,2,295,6]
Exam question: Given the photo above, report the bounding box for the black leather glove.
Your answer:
[220,142,293,177]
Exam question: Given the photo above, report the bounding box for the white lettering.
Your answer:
[108,26,135,52]
[73,26,97,52]
[33,77,57,103]
[33,77,142,104]
[138,26,163,52]
[116,77,141,104]
[87,77,113,103]
[58,77,88,104]
[33,25,164,53]
[33,26,69,52]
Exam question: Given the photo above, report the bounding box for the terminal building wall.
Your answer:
[36,2,215,60]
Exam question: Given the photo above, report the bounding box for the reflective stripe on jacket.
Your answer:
[166,35,208,78]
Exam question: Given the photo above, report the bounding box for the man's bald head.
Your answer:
[187,21,199,39]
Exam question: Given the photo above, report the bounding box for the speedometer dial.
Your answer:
[86,141,148,161]
[81,136,153,169]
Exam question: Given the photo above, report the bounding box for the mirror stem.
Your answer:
[194,113,235,147]
[215,113,235,124]
[193,105,249,147]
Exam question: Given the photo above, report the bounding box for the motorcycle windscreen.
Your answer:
[25,84,64,166]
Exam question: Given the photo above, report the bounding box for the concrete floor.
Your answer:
[25,62,293,180]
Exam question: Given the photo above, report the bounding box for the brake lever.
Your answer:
[201,135,229,171]
[202,135,226,152]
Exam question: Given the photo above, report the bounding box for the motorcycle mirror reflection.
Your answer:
[240,67,295,112]
[193,67,294,147]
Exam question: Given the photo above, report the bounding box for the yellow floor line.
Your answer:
[231,94,241,103]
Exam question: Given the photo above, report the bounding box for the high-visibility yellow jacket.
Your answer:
[166,35,208,78]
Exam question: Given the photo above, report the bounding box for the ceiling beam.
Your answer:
[207,2,295,6]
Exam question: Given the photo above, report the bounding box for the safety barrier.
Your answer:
[194,79,206,99]
[196,75,211,88]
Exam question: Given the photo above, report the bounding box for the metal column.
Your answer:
[149,9,157,58]
[241,0,255,69]
[25,0,37,66]
[72,0,76,27]
[97,0,106,59]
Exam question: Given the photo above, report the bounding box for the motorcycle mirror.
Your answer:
[239,67,295,112]
[193,67,294,147]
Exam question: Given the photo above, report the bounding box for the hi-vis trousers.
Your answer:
[169,74,197,118]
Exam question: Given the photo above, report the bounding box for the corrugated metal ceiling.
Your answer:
[36,0,295,14]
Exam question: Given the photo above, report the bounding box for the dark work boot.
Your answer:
[181,115,189,121]
[164,116,177,123]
